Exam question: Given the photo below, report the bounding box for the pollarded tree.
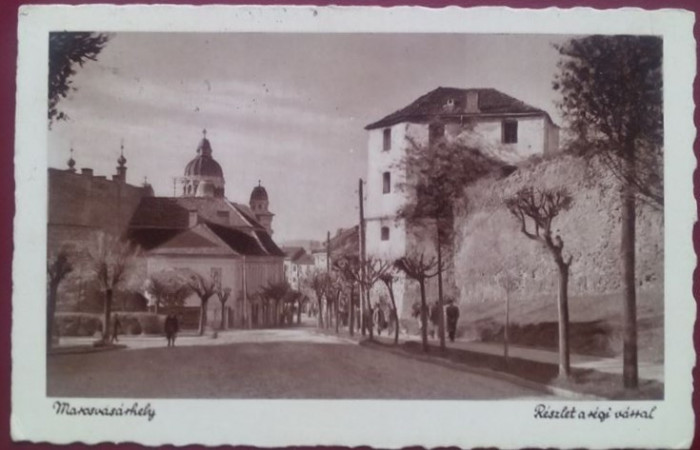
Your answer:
[184,270,218,336]
[398,135,508,351]
[395,253,441,353]
[379,271,400,345]
[505,187,574,379]
[216,287,232,329]
[554,35,662,389]
[88,232,140,344]
[261,280,291,327]
[144,270,192,314]
[49,32,110,125]
[333,256,360,336]
[47,250,73,350]
[303,269,329,328]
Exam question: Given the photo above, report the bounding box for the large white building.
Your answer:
[364,87,559,317]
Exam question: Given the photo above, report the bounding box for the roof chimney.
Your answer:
[188,210,198,228]
[81,168,93,177]
[465,91,480,113]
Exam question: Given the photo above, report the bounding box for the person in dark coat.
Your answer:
[446,299,460,342]
[164,314,179,347]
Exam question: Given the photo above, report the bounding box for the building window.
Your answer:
[382,172,391,194]
[429,123,445,146]
[381,226,390,241]
[503,120,518,144]
[383,128,391,151]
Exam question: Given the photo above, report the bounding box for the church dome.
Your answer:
[181,130,225,198]
[250,182,268,202]
[184,134,223,178]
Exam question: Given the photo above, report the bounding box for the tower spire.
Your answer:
[67,147,76,173]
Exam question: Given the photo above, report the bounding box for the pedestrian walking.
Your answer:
[446,299,460,342]
[110,315,122,343]
[374,305,387,336]
[429,302,440,339]
[164,313,179,347]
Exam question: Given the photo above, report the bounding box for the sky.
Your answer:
[48,33,570,243]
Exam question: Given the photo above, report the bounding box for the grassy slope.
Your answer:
[459,290,663,364]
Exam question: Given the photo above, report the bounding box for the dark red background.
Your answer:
[1,0,697,449]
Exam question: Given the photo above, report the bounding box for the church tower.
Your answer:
[249,181,274,235]
[181,129,225,198]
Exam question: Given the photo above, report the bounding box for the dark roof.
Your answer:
[127,196,283,257]
[250,184,268,202]
[129,197,253,229]
[184,154,223,178]
[282,246,306,260]
[365,87,551,130]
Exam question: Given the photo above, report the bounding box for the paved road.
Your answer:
[48,328,548,399]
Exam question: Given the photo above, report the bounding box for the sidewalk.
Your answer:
[376,333,664,383]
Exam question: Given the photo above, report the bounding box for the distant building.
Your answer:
[48,146,154,310]
[364,87,560,317]
[282,246,315,290]
[128,131,284,328]
[49,131,285,329]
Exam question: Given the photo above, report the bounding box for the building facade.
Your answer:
[364,87,560,318]
[127,132,284,329]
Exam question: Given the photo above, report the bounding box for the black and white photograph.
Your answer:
[12,5,695,448]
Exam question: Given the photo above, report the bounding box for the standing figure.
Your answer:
[429,302,440,339]
[111,315,122,343]
[446,299,460,343]
[164,314,179,347]
[374,304,387,336]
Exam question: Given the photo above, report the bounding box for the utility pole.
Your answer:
[358,178,366,336]
[326,230,331,328]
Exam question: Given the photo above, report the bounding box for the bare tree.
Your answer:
[185,270,217,336]
[261,281,291,327]
[379,271,400,345]
[303,269,329,328]
[216,287,232,330]
[333,257,359,336]
[88,232,140,344]
[394,253,441,352]
[505,187,574,379]
[145,270,192,314]
[47,251,73,350]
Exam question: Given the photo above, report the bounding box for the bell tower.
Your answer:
[249,180,274,235]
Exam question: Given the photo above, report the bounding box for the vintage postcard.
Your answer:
[12,4,696,448]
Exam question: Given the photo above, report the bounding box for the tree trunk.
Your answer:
[621,175,638,389]
[437,230,446,351]
[198,298,208,336]
[103,288,113,343]
[367,289,374,341]
[419,279,428,353]
[47,282,59,351]
[504,290,510,364]
[349,286,355,337]
[220,301,226,330]
[386,282,399,345]
[297,299,302,324]
[317,296,324,328]
[335,292,341,334]
[556,264,571,379]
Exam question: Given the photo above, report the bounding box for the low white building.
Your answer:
[364,87,559,317]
